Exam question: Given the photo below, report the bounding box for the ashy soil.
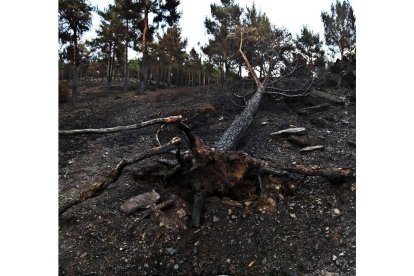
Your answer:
[59,81,356,275]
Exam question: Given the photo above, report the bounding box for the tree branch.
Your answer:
[59,115,182,135]
[59,137,182,215]
[239,30,261,89]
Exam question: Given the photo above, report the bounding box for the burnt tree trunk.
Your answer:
[215,84,265,151]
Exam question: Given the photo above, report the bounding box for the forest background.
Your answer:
[0,1,414,275]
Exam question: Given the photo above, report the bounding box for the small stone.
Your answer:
[339,252,345,257]
[144,263,149,268]
[218,116,224,121]
[166,247,177,255]
[176,208,187,218]
[228,209,233,215]
[173,264,179,270]
[213,216,220,222]
[290,213,296,219]
[244,201,253,207]
[333,208,341,215]
[120,190,160,214]
[80,252,87,258]
[226,258,231,263]
[231,215,237,219]
[262,258,267,264]
[332,255,337,261]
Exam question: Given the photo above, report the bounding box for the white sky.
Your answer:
[85,0,354,59]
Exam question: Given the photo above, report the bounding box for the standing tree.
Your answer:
[90,5,120,88]
[203,0,242,83]
[157,27,187,86]
[188,48,202,86]
[113,0,142,90]
[321,0,356,59]
[295,25,325,68]
[59,0,92,102]
[137,0,181,94]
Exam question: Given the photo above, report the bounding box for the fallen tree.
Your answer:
[59,27,355,228]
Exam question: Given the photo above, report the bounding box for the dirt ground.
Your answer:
[59,81,356,275]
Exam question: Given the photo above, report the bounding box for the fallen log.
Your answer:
[297,103,331,115]
[283,164,354,182]
[59,115,182,135]
[311,90,346,105]
[215,84,266,151]
[59,137,181,215]
[270,127,306,137]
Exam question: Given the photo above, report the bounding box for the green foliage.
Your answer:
[156,27,187,64]
[203,0,242,80]
[321,0,356,58]
[295,26,325,67]
[59,0,93,64]
[128,59,140,70]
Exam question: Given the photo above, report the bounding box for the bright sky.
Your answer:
[85,0,355,59]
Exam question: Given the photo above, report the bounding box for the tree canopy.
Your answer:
[321,0,356,59]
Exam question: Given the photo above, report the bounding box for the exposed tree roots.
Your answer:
[59,117,355,229]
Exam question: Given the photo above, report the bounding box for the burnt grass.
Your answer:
[59,82,356,275]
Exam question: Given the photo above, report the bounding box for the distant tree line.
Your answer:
[59,0,356,101]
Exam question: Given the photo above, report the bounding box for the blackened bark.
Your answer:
[191,190,205,228]
[215,84,265,151]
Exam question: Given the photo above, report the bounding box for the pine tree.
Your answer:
[203,0,242,83]
[89,5,120,88]
[137,0,181,94]
[321,0,356,59]
[113,0,141,90]
[157,27,187,86]
[59,0,92,102]
[295,26,325,68]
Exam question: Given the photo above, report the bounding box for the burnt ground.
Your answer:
[59,81,356,275]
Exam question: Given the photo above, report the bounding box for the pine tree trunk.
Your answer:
[167,58,172,86]
[124,21,129,90]
[71,31,78,103]
[215,84,265,151]
[138,0,149,94]
[225,61,230,83]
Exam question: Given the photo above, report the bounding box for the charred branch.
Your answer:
[59,137,181,215]
[59,115,182,135]
[283,164,354,183]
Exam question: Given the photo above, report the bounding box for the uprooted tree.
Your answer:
[59,24,354,228]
